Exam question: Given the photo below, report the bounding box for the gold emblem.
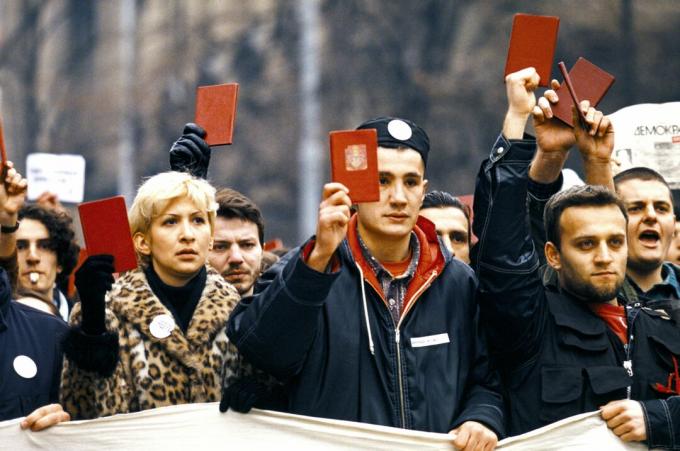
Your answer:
[345,144,367,171]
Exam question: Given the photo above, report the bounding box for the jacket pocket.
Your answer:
[585,366,631,396]
[540,367,583,423]
[647,333,680,396]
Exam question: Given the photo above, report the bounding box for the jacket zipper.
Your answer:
[393,270,438,429]
[623,303,639,399]
[395,328,406,428]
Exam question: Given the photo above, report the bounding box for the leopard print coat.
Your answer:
[60,266,245,419]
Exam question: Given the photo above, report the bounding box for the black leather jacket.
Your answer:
[472,134,680,449]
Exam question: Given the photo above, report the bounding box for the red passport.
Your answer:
[194,83,239,146]
[552,58,616,127]
[504,13,560,87]
[78,196,138,273]
[0,116,8,170]
[329,129,379,203]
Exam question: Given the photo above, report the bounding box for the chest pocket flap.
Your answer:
[560,331,609,352]
[585,366,632,395]
[648,332,680,369]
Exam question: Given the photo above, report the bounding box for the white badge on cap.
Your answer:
[149,314,175,339]
[13,355,38,379]
[387,119,412,141]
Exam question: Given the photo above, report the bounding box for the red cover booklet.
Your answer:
[504,13,560,87]
[552,58,616,127]
[78,196,138,273]
[329,129,379,203]
[194,83,239,146]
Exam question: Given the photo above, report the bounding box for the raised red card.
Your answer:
[78,196,138,273]
[552,58,616,127]
[329,129,379,203]
[0,116,7,171]
[504,13,560,87]
[194,83,239,146]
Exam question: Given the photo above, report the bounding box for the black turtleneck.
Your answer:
[144,264,207,334]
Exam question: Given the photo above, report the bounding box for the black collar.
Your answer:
[545,289,608,336]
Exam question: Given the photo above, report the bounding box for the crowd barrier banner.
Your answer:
[0,403,653,450]
[609,102,680,189]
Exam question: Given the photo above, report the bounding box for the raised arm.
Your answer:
[227,182,351,379]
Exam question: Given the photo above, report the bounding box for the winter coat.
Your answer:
[227,214,505,436]
[60,266,243,419]
[473,134,680,449]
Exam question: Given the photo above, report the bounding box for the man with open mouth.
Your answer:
[613,167,680,323]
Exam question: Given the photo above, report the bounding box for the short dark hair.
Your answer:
[421,190,471,240]
[215,188,265,244]
[18,205,80,293]
[544,185,627,249]
[614,167,674,207]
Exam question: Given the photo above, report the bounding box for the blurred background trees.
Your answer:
[0,0,678,245]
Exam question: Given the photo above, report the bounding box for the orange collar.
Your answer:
[346,214,445,315]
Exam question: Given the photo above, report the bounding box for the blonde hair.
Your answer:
[129,171,218,237]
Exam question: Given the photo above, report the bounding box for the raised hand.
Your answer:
[0,161,28,225]
[169,123,211,179]
[532,79,576,155]
[306,183,352,272]
[573,100,615,189]
[502,67,541,139]
[75,254,115,335]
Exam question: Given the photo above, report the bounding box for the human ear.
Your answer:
[133,232,152,256]
[545,241,561,270]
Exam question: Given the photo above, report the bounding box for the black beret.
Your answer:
[356,116,430,167]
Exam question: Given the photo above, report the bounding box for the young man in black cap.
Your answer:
[227,117,504,449]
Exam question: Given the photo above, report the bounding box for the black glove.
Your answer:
[169,123,211,178]
[219,379,270,413]
[75,254,115,335]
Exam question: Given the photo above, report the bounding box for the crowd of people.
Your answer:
[0,66,679,450]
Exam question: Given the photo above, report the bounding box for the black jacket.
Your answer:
[228,215,505,435]
[0,269,68,420]
[473,134,680,449]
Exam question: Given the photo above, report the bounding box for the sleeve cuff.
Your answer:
[640,398,678,449]
[528,172,563,201]
[62,326,120,377]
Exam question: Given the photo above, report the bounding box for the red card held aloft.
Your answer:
[504,13,560,87]
[329,129,379,204]
[194,83,239,146]
[552,58,616,127]
[0,115,8,170]
[78,196,138,273]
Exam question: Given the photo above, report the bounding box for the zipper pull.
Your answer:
[623,360,633,377]
[395,329,400,345]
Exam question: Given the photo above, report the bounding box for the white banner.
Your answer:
[0,403,651,451]
[609,102,680,189]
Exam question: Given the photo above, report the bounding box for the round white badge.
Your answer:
[13,355,38,379]
[149,314,175,339]
[387,119,412,141]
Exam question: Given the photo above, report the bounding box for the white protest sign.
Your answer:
[609,102,680,188]
[26,153,86,203]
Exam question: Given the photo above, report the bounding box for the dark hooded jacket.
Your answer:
[228,214,505,436]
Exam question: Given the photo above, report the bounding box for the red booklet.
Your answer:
[329,129,379,203]
[552,58,616,127]
[194,83,239,146]
[78,196,138,273]
[0,116,8,171]
[504,13,560,87]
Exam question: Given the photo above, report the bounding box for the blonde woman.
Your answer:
[60,171,243,419]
